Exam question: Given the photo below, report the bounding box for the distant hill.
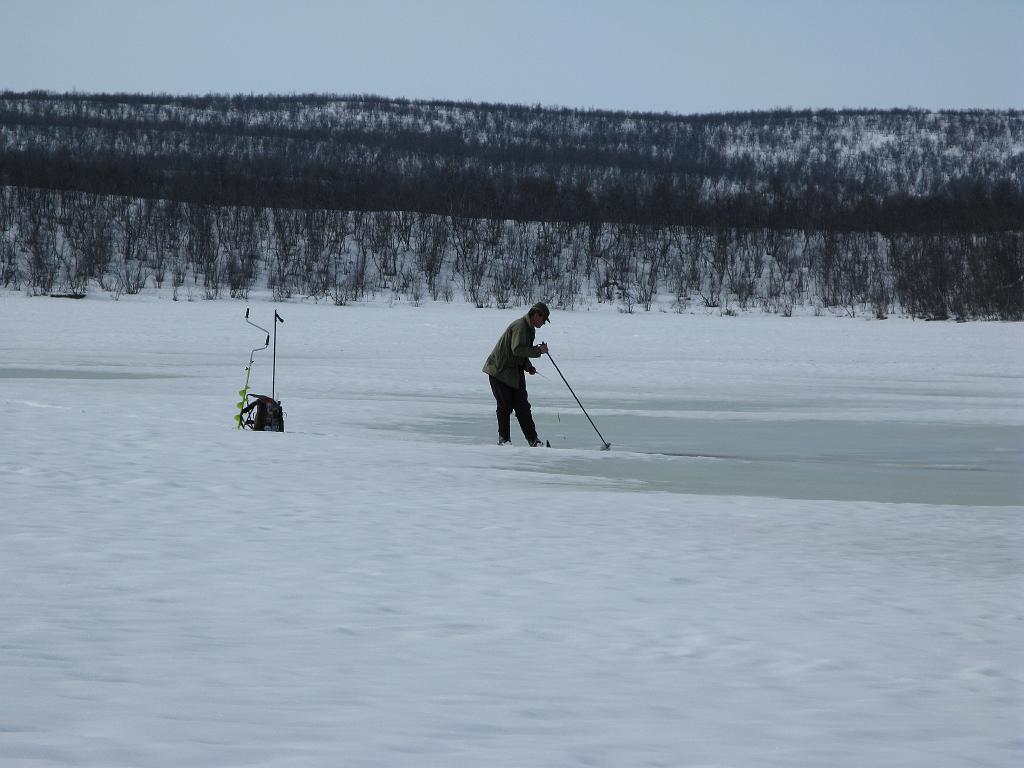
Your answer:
[2,92,1022,232]
[1,93,1022,319]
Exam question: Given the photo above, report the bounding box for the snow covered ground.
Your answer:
[2,291,1022,767]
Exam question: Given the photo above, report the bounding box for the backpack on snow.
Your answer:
[238,394,285,432]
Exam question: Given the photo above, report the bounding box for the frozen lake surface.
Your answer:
[422,406,1022,506]
[2,294,1022,767]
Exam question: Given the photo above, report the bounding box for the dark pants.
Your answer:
[489,375,538,443]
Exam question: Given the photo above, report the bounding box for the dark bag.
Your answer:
[240,394,285,432]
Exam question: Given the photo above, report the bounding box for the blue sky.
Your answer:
[2,0,1021,113]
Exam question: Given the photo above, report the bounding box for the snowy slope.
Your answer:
[2,293,1022,767]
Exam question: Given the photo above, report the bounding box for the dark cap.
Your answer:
[529,302,551,323]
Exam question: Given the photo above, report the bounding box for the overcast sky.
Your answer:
[2,0,1020,114]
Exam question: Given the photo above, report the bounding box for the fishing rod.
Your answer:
[544,348,611,450]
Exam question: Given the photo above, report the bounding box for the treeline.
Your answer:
[0,93,1022,318]
[1,93,1022,232]
[3,187,1021,320]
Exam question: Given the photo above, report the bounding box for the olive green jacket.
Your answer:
[482,315,543,389]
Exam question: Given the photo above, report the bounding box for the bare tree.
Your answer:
[61,192,113,294]
[109,199,148,294]
[218,205,261,299]
[412,212,449,300]
[270,208,301,300]
[20,189,60,295]
[725,230,765,311]
[494,221,534,307]
[665,226,702,311]
[631,226,669,311]
[184,203,222,299]
[450,215,489,307]
[698,228,729,309]
[0,235,18,289]
[148,200,183,289]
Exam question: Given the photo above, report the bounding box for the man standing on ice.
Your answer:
[483,302,550,446]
